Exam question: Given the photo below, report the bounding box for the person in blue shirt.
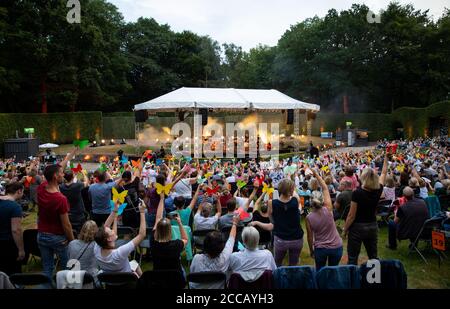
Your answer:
[88,171,122,227]
[0,182,25,275]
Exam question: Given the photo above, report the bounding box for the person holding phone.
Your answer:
[93,200,146,277]
[151,191,188,281]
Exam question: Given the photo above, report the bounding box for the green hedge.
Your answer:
[392,101,450,138]
[102,116,135,139]
[0,112,102,145]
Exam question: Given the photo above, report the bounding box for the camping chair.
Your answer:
[187,271,227,289]
[273,266,317,289]
[138,228,153,264]
[316,265,360,289]
[192,229,217,253]
[116,226,136,256]
[228,270,274,289]
[0,272,14,289]
[138,270,185,289]
[97,272,138,289]
[56,271,95,289]
[23,229,41,270]
[376,199,393,226]
[221,226,243,252]
[408,216,445,264]
[425,196,441,218]
[9,272,53,289]
[360,259,407,289]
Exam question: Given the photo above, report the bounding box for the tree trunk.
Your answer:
[40,76,47,113]
[343,94,349,114]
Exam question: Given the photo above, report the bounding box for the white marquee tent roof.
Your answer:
[134,87,320,112]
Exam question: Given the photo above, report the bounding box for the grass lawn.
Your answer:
[21,210,450,288]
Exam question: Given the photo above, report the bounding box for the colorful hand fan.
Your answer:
[143,150,152,158]
[99,163,108,172]
[120,156,129,165]
[71,163,83,174]
[131,159,140,168]
[184,156,192,163]
[262,183,274,195]
[206,186,219,196]
[321,165,330,173]
[235,207,250,221]
[112,187,128,204]
[204,172,213,179]
[284,165,297,174]
[110,200,128,216]
[396,164,405,173]
[387,143,398,154]
[197,177,207,184]
[254,175,264,186]
[237,180,247,189]
[155,183,173,195]
[24,176,34,188]
[156,159,163,166]
[73,140,89,150]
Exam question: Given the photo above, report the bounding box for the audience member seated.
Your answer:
[387,187,430,250]
[172,184,201,226]
[68,220,99,277]
[94,200,146,277]
[151,191,188,278]
[248,191,273,248]
[194,198,222,231]
[333,180,352,221]
[382,175,396,202]
[189,216,239,289]
[228,226,277,279]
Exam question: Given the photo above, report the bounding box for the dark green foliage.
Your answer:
[0,112,102,146]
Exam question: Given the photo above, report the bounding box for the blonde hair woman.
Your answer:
[305,169,343,271]
[68,220,99,276]
[382,175,396,201]
[343,151,388,265]
[268,178,304,266]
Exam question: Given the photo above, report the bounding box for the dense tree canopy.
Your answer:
[0,1,449,113]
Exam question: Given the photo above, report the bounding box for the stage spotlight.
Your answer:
[120,138,126,145]
[101,139,106,146]
[92,141,97,147]
[110,139,115,145]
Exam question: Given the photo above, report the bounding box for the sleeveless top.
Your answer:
[272,197,303,240]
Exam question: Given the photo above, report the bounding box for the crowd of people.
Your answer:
[0,136,449,288]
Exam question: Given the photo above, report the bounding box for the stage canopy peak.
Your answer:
[134,87,320,112]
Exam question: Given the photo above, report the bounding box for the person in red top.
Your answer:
[37,147,77,279]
